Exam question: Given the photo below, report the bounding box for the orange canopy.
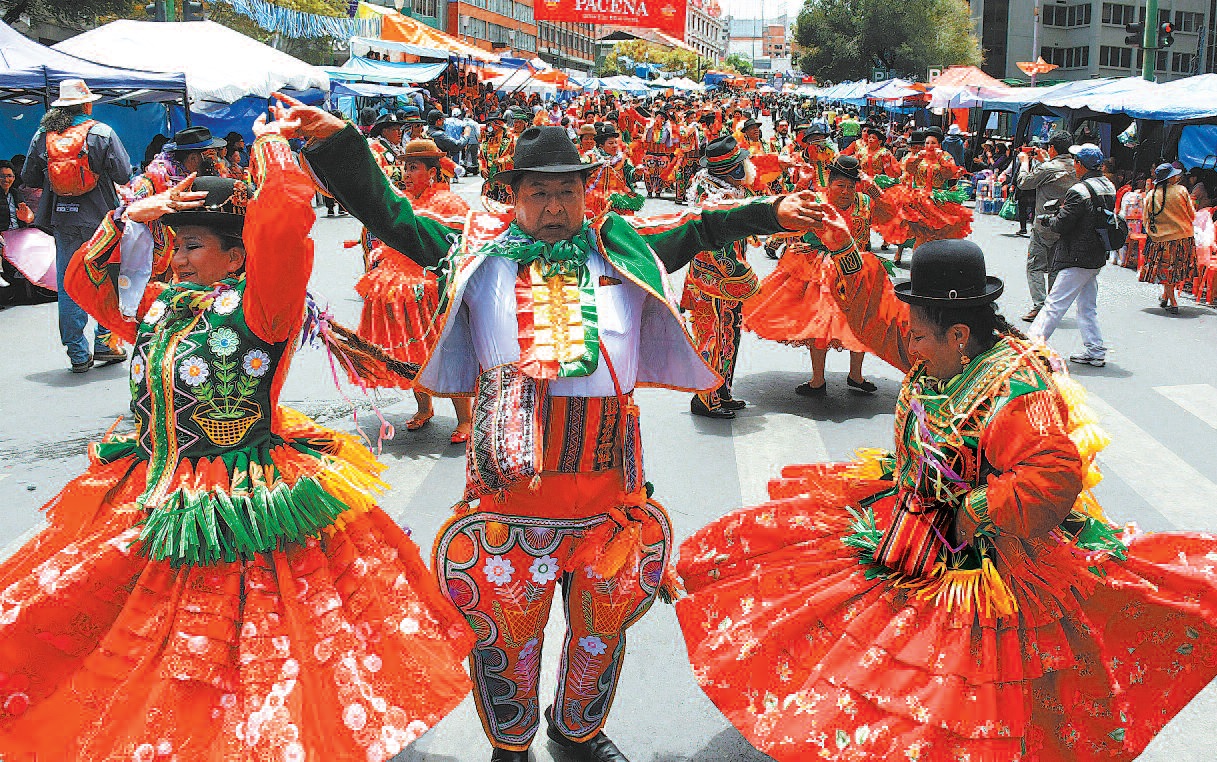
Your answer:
[379,12,500,63]
[1017,57,1060,77]
[929,65,1007,89]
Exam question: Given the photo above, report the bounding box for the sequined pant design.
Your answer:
[688,293,744,410]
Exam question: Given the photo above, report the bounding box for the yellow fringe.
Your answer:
[844,447,891,481]
[904,557,1019,619]
[1052,371,1115,526]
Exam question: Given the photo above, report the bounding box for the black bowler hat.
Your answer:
[894,239,1004,307]
[800,124,829,143]
[496,126,600,185]
[165,176,251,234]
[909,129,927,146]
[369,113,405,137]
[741,118,762,131]
[164,126,227,152]
[827,155,862,182]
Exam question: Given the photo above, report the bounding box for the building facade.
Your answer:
[725,14,792,71]
[686,0,728,60]
[971,0,1215,82]
[448,0,539,54]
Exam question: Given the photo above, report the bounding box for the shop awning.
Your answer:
[326,58,449,84]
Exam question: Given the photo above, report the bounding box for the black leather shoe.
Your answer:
[70,357,94,374]
[846,377,877,394]
[93,347,128,367]
[490,748,531,762]
[721,398,747,411]
[690,396,735,419]
[545,707,630,762]
[794,381,827,397]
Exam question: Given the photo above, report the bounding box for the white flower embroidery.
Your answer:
[579,635,607,656]
[529,554,559,585]
[178,357,210,386]
[242,349,270,377]
[142,300,165,325]
[130,357,145,383]
[483,555,514,585]
[207,327,240,357]
[213,289,241,315]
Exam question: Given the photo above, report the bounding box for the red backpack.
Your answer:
[46,120,100,197]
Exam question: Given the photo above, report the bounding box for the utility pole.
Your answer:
[1031,0,1041,85]
[1142,0,1158,80]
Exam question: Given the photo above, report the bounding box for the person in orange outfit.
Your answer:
[745,156,877,397]
[0,113,473,761]
[677,227,1217,762]
[355,138,474,443]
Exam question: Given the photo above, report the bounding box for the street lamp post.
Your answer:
[1141,0,1160,81]
[1031,0,1040,85]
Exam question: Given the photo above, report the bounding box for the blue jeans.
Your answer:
[54,224,111,365]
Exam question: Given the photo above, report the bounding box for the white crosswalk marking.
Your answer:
[0,520,47,564]
[1088,394,1217,531]
[1155,384,1217,432]
[732,412,830,505]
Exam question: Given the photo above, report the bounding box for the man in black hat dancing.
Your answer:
[277,94,827,762]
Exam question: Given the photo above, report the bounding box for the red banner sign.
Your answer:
[535,0,688,40]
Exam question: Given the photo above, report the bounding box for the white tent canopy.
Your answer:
[54,20,328,106]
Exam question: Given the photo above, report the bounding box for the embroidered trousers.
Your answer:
[688,292,744,410]
[434,471,671,751]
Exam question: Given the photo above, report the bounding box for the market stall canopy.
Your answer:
[376,11,500,64]
[326,57,449,84]
[0,20,185,104]
[1120,73,1217,120]
[929,65,1007,89]
[330,81,420,98]
[349,35,451,62]
[53,20,326,105]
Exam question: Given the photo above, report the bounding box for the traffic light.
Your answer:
[182,1,204,21]
[1159,21,1175,48]
[1125,22,1144,47]
[145,0,166,21]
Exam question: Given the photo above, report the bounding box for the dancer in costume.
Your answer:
[879,129,972,263]
[576,123,599,161]
[678,229,1217,761]
[0,116,474,761]
[584,124,643,218]
[682,136,761,420]
[641,110,677,199]
[128,126,227,200]
[289,98,825,762]
[790,123,837,191]
[847,124,900,180]
[355,138,475,444]
[479,111,515,205]
[745,156,877,398]
[672,110,703,205]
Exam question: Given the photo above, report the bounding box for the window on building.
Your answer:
[412,0,438,15]
[1174,11,1204,32]
[1135,49,1169,71]
[1172,52,1197,72]
[1098,45,1133,68]
[1043,3,1091,27]
[1041,45,1090,68]
[462,15,488,38]
[1101,3,1135,26]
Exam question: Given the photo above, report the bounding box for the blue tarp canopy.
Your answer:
[1177,124,1217,167]
[326,57,448,84]
[1121,74,1217,120]
[348,35,451,62]
[331,81,420,98]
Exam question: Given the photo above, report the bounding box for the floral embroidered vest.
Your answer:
[130,277,285,502]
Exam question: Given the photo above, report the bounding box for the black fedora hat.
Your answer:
[165,176,251,233]
[369,113,405,137]
[701,135,748,180]
[164,126,227,152]
[741,118,762,131]
[894,239,1004,307]
[496,126,600,185]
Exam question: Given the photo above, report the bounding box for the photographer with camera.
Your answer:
[1015,132,1077,321]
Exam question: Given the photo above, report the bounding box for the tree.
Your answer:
[793,0,980,83]
[597,40,706,80]
[1,0,138,25]
[204,0,348,65]
[723,52,754,76]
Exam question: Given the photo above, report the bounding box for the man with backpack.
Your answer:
[23,78,132,373]
[1029,142,1120,367]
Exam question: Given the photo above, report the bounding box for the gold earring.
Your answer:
[959,343,970,366]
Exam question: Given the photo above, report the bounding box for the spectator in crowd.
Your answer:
[1016,131,1076,321]
[22,78,132,373]
[1141,162,1199,314]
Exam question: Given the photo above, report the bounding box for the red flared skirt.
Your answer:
[355,247,440,389]
[676,463,1217,761]
[874,184,973,248]
[744,244,866,352]
[0,417,475,762]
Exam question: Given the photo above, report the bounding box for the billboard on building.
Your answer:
[535,0,687,39]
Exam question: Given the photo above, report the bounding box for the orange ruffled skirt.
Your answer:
[0,413,474,762]
[354,246,440,389]
[744,243,866,352]
[676,463,1217,762]
[873,184,973,248]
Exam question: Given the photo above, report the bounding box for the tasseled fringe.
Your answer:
[905,557,1019,619]
[843,448,893,481]
[323,319,420,384]
[1054,372,1117,526]
[657,565,685,604]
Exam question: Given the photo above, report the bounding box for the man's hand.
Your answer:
[125,174,207,223]
[776,190,829,231]
[15,202,33,224]
[269,92,345,142]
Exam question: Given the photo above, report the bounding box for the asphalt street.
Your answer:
[1,174,1216,761]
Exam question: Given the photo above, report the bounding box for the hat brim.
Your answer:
[164,137,228,151]
[51,93,103,107]
[494,163,598,186]
[893,276,1004,307]
[164,210,245,233]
